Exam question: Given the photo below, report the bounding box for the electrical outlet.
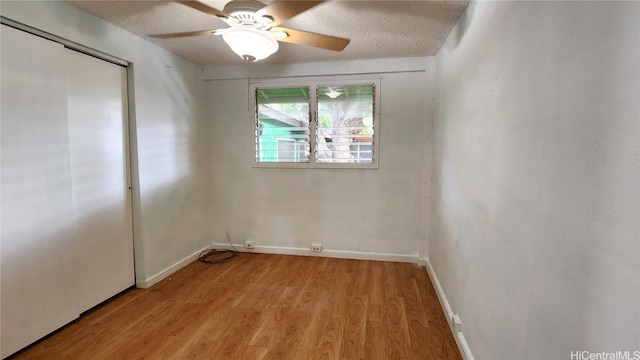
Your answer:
[244,240,256,249]
[453,314,462,332]
[311,243,322,252]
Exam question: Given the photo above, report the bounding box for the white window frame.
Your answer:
[250,76,381,169]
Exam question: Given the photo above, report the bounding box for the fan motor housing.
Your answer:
[223,0,266,21]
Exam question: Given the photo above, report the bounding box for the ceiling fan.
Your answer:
[153,0,350,62]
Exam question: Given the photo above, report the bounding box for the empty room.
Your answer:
[1,0,638,359]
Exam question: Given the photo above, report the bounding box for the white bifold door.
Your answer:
[1,25,134,358]
[1,25,79,359]
[65,48,135,313]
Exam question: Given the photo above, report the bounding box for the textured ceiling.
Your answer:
[66,0,469,67]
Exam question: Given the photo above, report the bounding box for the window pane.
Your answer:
[316,84,374,164]
[256,87,310,163]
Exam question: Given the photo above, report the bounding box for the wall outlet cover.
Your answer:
[453,314,462,332]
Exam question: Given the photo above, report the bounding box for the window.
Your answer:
[253,80,379,168]
[255,86,310,163]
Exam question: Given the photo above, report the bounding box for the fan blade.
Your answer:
[151,29,222,39]
[272,27,350,51]
[256,1,323,27]
[176,0,229,19]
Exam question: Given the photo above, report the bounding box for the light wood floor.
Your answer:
[12,253,461,360]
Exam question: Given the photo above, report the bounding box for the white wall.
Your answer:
[431,1,640,359]
[0,1,211,284]
[206,58,433,259]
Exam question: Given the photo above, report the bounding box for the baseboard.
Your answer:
[424,258,475,360]
[417,257,429,267]
[135,245,210,289]
[135,244,416,289]
[209,242,419,264]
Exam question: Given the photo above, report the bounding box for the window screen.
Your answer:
[255,87,310,163]
[316,85,374,164]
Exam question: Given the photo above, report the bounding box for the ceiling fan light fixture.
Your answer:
[222,27,279,62]
[325,88,343,98]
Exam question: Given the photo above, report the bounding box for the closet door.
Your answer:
[65,49,135,312]
[1,25,78,358]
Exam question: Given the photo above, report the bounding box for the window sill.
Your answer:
[252,162,379,169]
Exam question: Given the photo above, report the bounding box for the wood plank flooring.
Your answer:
[11,253,461,360]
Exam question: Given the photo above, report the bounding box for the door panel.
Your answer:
[65,49,135,312]
[1,25,79,358]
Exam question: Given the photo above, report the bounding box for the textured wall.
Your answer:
[0,1,210,283]
[432,1,640,358]
[206,64,432,257]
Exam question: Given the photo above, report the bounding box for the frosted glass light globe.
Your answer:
[222,27,279,62]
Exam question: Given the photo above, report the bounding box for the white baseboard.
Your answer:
[136,244,417,289]
[135,245,210,289]
[210,242,419,264]
[417,257,429,267]
[424,258,475,360]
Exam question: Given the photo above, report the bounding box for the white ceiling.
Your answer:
[66,0,469,67]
